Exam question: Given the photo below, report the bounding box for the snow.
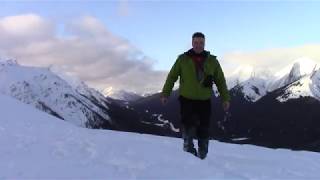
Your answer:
[149,113,180,132]
[276,75,312,102]
[227,65,273,90]
[153,113,180,133]
[228,57,320,102]
[274,57,317,79]
[103,87,142,101]
[277,68,320,102]
[227,66,254,90]
[1,93,320,179]
[267,57,317,93]
[227,66,274,102]
[238,77,268,102]
[232,138,250,141]
[310,70,320,100]
[273,58,320,102]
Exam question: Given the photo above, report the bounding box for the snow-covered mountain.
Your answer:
[231,76,269,102]
[269,58,319,102]
[276,67,320,102]
[268,57,317,92]
[227,65,256,89]
[103,87,143,101]
[0,59,182,136]
[0,59,111,128]
[227,65,275,102]
[228,58,320,102]
[1,93,320,179]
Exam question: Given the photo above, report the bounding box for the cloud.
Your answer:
[222,44,320,77]
[0,14,167,95]
[0,14,54,48]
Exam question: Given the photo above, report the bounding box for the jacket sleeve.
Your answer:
[161,56,181,97]
[213,59,231,102]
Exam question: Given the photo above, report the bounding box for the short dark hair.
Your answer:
[192,32,205,39]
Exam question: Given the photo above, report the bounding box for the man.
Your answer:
[160,32,230,159]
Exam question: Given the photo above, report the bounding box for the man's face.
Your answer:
[192,37,205,54]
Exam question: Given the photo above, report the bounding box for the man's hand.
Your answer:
[160,95,168,105]
[222,101,230,112]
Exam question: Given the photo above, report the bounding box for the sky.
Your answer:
[0,1,320,94]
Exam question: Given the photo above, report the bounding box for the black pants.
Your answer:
[179,95,211,139]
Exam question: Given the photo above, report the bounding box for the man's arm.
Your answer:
[213,60,230,103]
[161,57,181,97]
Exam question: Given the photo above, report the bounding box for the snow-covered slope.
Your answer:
[0,59,111,128]
[1,93,320,179]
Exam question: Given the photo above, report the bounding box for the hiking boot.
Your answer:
[198,138,209,160]
[182,125,197,156]
[183,138,197,156]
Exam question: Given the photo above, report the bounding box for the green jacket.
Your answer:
[161,51,230,102]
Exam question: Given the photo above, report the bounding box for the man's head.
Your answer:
[192,32,205,54]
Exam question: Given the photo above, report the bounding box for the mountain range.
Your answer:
[1,57,320,152]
